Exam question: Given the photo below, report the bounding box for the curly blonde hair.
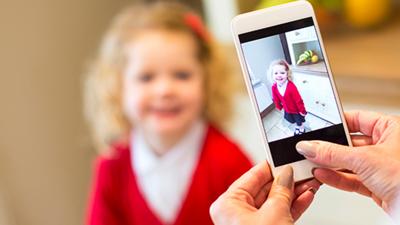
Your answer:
[84,1,236,153]
[268,59,293,83]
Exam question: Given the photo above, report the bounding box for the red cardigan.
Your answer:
[86,125,252,225]
[271,81,306,115]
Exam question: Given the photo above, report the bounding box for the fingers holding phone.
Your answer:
[296,111,400,216]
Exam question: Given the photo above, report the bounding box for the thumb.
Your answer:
[261,166,294,217]
[296,141,363,172]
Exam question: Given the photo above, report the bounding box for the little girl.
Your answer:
[270,59,307,135]
[84,2,252,225]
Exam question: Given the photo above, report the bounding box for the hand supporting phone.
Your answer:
[231,1,352,182]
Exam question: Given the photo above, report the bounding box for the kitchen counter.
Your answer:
[291,61,327,75]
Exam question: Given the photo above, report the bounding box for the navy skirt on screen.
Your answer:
[284,112,305,126]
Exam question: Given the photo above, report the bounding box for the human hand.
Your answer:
[210,161,321,225]
[300,112,306,117]
[296,111,400,217]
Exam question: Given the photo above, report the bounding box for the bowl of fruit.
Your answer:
[297,50,319,65]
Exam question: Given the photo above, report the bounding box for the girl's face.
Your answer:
[272,64,288,86]
[122,29,205,141]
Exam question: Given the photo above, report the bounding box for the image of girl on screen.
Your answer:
[269,59,306,136]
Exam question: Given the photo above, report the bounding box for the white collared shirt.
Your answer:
[131,121,206,224]
[277,80,288,96]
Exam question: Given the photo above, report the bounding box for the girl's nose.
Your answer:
[154,77,175,97]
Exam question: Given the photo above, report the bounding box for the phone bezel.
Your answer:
[231,1,352,182]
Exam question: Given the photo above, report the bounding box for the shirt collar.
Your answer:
[131,120,206,176]
[278,79,288,88]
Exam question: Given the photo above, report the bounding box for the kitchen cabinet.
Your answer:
[252,80,273,115]
[285,26,317,44]
[285,26,323,66]
[292,71,341,124]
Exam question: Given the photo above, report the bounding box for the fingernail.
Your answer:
[277,166,294,189]
[308,187,317,195]
[296,141,317,158]
[311,168,317,175]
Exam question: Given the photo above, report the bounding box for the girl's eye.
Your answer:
[137,73,153,82]
[175,71,191,80]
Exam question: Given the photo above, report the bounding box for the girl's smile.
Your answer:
[148,104,183,118]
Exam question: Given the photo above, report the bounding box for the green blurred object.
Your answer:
[256,0,296,9]
[320,0,343,12]
[255,0,341,32]
[256,0,342,12]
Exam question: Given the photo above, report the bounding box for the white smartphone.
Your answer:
[231,1,352,182]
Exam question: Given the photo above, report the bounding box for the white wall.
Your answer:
[203,0,239,43]
[241,35,286,91]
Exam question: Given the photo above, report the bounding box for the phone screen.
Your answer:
[239,17,348,167]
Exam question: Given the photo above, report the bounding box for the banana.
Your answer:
[297,54,306,64]
[299,54,307,59]
[297,50,315,65]
[297,59,304,65]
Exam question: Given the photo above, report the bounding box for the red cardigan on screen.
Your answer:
[86,125,252,225]
[272,81,306,115]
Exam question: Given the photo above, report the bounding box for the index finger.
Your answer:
[345,110,384,136]
[227,160,273,198]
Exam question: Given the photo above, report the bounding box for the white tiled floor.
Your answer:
[262,108,333,142]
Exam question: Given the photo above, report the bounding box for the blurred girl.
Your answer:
[84,2,252,225]
[270,59,306,135]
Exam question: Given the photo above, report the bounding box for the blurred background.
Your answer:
[0,0,399,225]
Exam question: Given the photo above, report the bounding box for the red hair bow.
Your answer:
[184,13,211,42]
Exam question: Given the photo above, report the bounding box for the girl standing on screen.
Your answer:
[84,2,252,225]
[270,59,307,135]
